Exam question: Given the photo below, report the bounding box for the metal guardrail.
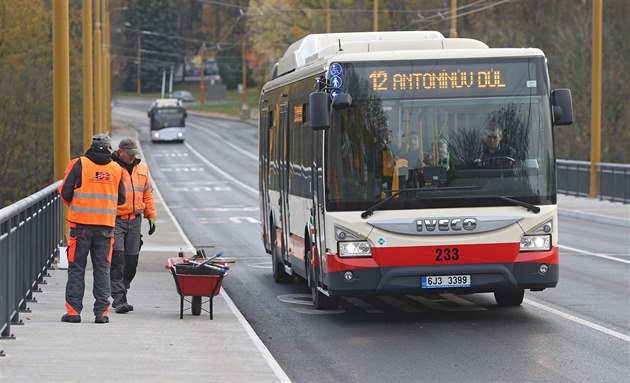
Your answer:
[1,181,63,353]
[557,160,630,203]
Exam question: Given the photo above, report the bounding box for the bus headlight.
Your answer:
[520,235,551,252]
[338,241,371,257]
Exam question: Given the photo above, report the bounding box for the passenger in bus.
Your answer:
[475,127,515,167]
[426,137,452,171]
[399,133,425,187]
[401,133,423,168]
[412,137,453,186]
[383,131,416,192]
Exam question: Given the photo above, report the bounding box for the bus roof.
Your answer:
[151,98,183,108]
[276,31,493,77]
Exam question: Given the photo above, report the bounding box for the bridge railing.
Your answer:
[1,181,63,346]
[557,160,630,203]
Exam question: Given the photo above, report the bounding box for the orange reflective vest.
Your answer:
[64,157,122,227]
[117,162,156,219]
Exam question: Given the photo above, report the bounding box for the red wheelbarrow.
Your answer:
[165,250,229,320]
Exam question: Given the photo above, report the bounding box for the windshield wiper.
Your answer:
[481,195,541,214]
[361,186,480,219]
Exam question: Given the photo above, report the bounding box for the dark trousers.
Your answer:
[65,227,114,317]
[112,216,142,305]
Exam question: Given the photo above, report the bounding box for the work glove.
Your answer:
[148,218,157,235]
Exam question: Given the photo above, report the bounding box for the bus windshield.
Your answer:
[150,107,186,130]
[325,57,555,212]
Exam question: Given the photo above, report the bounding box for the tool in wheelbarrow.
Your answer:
[165,249,230,320]
[190,251,224,269]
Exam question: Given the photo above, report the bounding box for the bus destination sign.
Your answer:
[345,59,543,98]
[368,68,507,91]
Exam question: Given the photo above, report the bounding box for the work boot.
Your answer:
[115,304,131,314]
[95,316,109,324]
[127,303,134,312]
[61,314,81,323]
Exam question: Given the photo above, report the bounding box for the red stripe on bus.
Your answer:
[289,233,305,261]
[326,244,558,272]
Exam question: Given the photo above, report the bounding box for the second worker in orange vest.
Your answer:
[110,137,157,313]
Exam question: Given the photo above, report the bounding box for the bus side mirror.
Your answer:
[551,89,573,126]
[310,92,330,130]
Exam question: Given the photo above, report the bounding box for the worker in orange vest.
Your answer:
[58,134,126,324]
[110,137,157,314]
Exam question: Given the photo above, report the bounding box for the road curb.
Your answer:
[558,209,630,228]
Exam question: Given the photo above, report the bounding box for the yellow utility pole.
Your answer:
[373,0,378,31]
[83,0,93,151]
[53,0,70,238]
[94,0,103,134]
[53,0,70,181]
[450,0,458,38]
[103,0,112,135]
[589,0,602,198]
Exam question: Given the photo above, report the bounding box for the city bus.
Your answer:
[258,31,573,309]
[148,98,187,142]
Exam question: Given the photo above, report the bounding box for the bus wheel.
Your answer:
[307,248,339,310]
[494,289,524,306]
[272,235,292,283]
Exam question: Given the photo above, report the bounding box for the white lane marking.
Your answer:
[560,244,630,265]
[408,295,465,311]
[248,261,272,269]
[184,141,258,195]
[376,296,422,312]
[172,180,228,185]
[229,217,258,224]
[277,294,313,306]
[187,120,258,160]
[291,307,345,315]
[193,206,258,212]
[172,186,232,192]
[277,294,345,314]
[344,297,384,313]
[439,293,488,310]
[160,163,204,166]
[524,298,630,343]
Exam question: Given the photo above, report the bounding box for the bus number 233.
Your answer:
[435,248,460,261]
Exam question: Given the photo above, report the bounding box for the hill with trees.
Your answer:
[0,0,627,207]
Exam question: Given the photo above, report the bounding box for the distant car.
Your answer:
[169,90,195,103]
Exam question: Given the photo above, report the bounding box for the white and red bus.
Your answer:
[258,31,573,309]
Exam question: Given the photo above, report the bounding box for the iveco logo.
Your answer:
[416,218,478,232]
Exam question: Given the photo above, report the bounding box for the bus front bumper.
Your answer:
[324,256,558,296]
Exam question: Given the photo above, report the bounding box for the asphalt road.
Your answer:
[113,98,630,383]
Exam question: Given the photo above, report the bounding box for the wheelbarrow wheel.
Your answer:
[191,296,202,315]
